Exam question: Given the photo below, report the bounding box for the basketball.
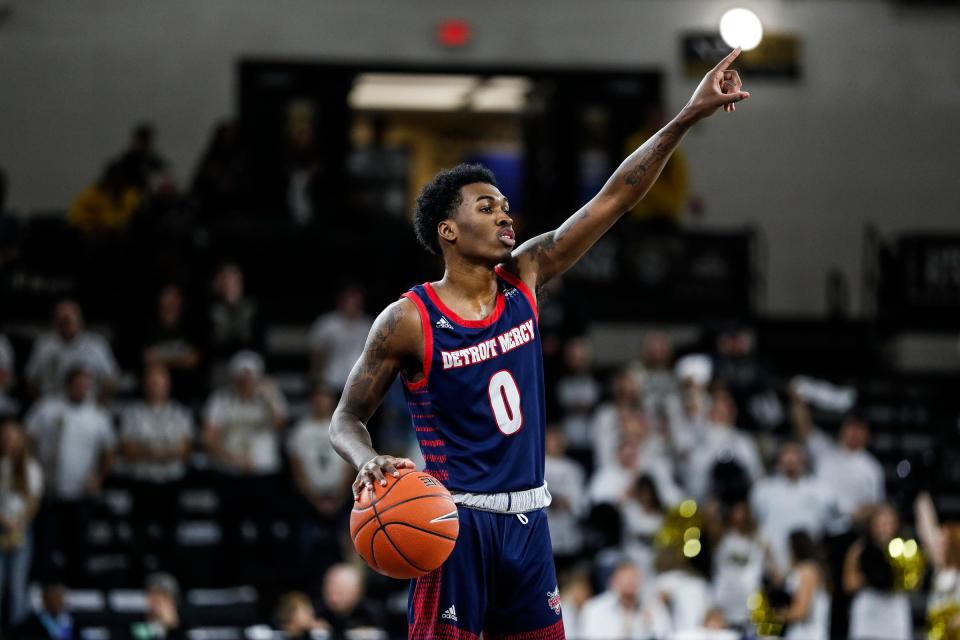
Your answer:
[350,468,459,579]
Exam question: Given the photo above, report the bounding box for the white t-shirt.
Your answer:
[25,331,119,395]
[751,475,834,573]
[808,430,884,520]
[121,401,194,482]
[684,422,762,501]
[544,453,587,555]
[556,374,601,448]
[785,567,830,640]
[25,397,115,499]
[654,570,713,632]
[0,458,43,522]
[849,589,911,640]
[588,463,635,506]
[579,591,673,640]
[622,502,664,577]
[712,532,765,625]
[204,389,286,475]
[286,417,347,495]
[309,312,373,391]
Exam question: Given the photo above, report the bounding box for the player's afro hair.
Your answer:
[413,163,497,255]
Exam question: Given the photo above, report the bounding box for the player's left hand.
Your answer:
[683,47,751,121]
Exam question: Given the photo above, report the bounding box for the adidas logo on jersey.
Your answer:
[441,605,458,622]
[435,317,454,330]
[504,287,519,298]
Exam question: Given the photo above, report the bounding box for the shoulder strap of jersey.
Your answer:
[494,265,538,321]
[400,290,433,391]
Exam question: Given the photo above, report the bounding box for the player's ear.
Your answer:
[437,219,457,245]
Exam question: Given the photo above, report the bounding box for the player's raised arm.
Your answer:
[329,298,420,499]
[509,48,750,289]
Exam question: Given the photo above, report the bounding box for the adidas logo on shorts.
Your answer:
[441,604,458,622]
[435,317,454,330]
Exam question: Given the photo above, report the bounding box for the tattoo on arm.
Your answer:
[341,304,402,418]
[330,303,406,469]
[623,123,685,186]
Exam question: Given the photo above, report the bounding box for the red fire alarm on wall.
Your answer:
[437,19,471,48]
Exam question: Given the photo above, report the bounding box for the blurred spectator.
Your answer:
[579,560,672,639]
[0,420,43,628]
[203,351,286,573]
[191,121,247,218]
[203,351,286,475]
[915,492,960,638]
[653,547,713,633]
[120,364,193,574]
[25,366,114,581]
[111,123,168,192]
[559,569,593,639]
[751,442,833,575]
[0,333,16,417]
[206,264,264,381]
[555,337,601,470]
[142,284,202,401]
[843,504,911,640]
[544,425,587,570]
[309,284,372,393]
[10,581,74,640]
[664,354,711,460]
[711,324,782,430]
[588,433,642,507]
[68,162,142,234]
[791,388,883,526]
[25,300,119,401]
[621,475,665,576]
[591,368,643,469]
[632,330,678,412]
[314,563,385,639]
[780,531,830,640]
[684,386,762,503]
[710,501,767,628]
[274,591,329,640]
[287,386,350,581]
[125,573,184,640]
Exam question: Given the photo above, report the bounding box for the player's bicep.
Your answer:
[338,300,417,422]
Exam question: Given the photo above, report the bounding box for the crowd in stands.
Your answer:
[0,125,958,640]
[1,279,958,639]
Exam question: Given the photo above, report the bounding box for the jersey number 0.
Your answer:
[488,370,523,435]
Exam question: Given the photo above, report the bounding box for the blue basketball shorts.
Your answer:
[407,506,566,639]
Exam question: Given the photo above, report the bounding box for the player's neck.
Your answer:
[436,257,498,305]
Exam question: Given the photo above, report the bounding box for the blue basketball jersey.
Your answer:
[400,266,545,493]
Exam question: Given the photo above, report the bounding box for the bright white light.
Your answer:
[719,8,763,51]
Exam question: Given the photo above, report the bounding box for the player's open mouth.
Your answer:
[498,229,516,247]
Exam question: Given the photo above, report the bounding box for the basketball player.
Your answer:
[330,49,750,639]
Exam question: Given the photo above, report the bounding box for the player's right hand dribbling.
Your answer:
[353,454,416,500]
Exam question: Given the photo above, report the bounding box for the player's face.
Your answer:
[446,182,515,263]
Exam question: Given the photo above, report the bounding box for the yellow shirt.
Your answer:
[68,185,141,232]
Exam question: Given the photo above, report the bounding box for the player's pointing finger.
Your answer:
[713,46,743,72]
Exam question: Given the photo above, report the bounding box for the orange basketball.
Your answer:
[350,468,459,579]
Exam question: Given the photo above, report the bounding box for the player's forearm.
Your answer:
[329,408,379,470]
[597,112,695,214]
[517,112,697,286]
